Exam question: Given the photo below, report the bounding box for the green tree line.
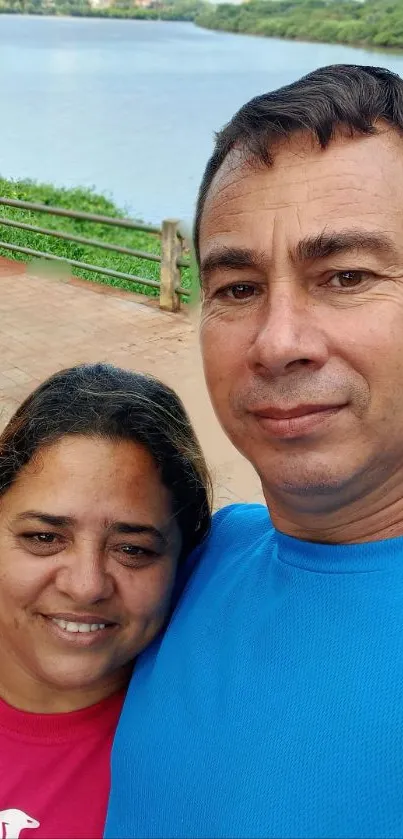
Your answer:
[195,0,403,50]
[0,0,203,21]
[1,0,402,53]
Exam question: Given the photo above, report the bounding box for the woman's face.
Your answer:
[0,434,181,711]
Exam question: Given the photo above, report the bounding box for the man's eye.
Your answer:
[222,283,257,300]
[327,270,372,289]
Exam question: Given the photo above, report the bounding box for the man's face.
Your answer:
[199,127,403,507]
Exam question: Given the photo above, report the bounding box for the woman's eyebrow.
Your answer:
[16,511,73,527]
[15,513,167,545]
[108,522,167,547]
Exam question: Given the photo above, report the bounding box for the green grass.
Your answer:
[0,178,192,299]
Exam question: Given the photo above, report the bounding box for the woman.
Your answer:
[0,362,211,839]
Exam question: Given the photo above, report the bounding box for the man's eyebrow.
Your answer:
[16,511,74,527]
[200,247,264,285]
[293,230,399,263]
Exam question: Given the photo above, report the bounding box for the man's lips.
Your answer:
[252,404,345,420]
[250,403,347,438]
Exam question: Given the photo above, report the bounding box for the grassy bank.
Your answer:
[0,178,191,298]
[195,0,403,51]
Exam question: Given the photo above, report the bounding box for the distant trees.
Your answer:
[1,0,402,50]
[194,0,403,49]
[0,0,205,18]
[0,0,92,14]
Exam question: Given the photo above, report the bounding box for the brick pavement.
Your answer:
[0,259,263,507]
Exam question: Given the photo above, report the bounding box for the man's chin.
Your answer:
[255,457,363,506]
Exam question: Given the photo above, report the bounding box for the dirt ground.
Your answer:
[0,259,263,507]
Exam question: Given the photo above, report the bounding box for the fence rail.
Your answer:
[0,197,192,311]
[0,197,162,233]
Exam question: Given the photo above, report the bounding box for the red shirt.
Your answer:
[0,690,124,839]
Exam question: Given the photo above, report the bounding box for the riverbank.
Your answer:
[1,0,402,53]
[0,0,202,21]
[194,0,403,51]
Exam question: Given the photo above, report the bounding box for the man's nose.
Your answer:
[55,543,114,604]
[247,283,329,378]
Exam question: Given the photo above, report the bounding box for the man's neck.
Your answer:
[264,481,403,544]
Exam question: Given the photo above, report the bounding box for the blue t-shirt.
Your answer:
[106,504,403,838]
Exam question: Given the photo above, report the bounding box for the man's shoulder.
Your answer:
[210,502,272,541]
[176,503,273,597]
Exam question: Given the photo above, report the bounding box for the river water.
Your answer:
[1,14,403,223]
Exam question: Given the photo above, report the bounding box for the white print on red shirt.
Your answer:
[0,809,40,839]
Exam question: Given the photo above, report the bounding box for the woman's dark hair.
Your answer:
[0,363,212,561]
[194,64,403,261]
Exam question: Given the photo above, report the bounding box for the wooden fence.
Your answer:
[0,197,192,312]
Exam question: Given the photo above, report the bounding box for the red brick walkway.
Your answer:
[0,259,262,507]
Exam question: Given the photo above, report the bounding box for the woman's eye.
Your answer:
[115,544,158,566]
[24,532,58,543]
[20,532,63,555]
[327,270,372,289]
[120,544,151,555]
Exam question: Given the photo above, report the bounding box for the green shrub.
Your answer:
[0,178,191,299]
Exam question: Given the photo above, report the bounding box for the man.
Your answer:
[106,64,403,838]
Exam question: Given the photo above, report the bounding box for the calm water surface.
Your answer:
[1,15,403,223]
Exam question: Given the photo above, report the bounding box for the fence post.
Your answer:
[160,219,181,312]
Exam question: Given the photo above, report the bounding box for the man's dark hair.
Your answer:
[194,64,403,262]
